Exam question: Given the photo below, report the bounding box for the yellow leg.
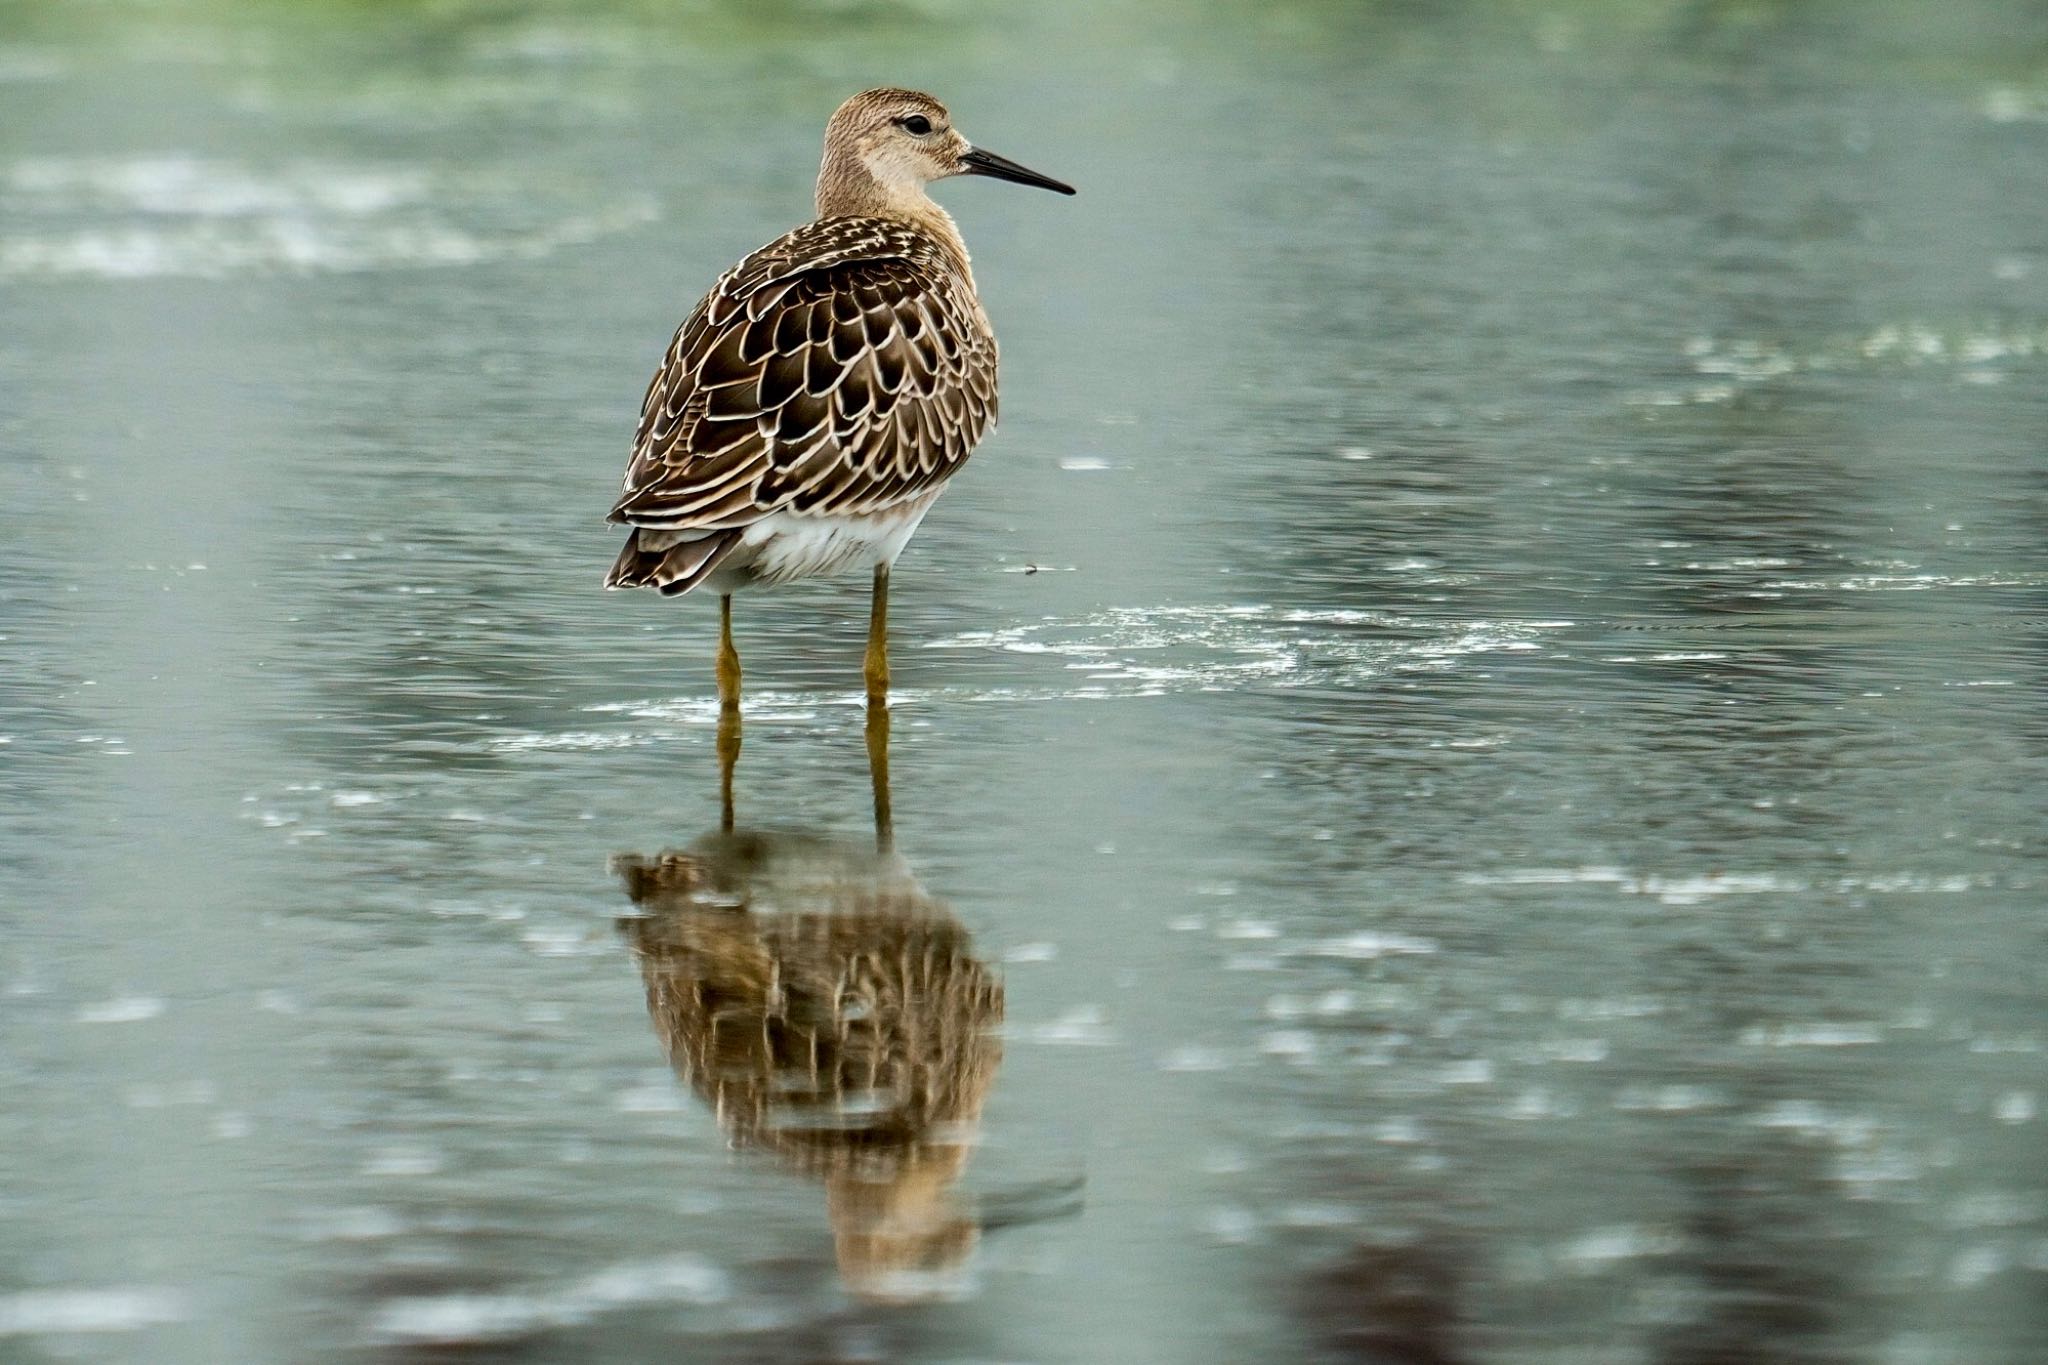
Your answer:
[716,594,741,706]
[865,689,892,853]
[716,595,741,831]
[863,568,893,848]
[863,565,889,703]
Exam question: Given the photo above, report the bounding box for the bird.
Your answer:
[604,87,1074,717]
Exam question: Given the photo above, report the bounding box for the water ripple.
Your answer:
[0,155,654,280]
[483,607,1569,752]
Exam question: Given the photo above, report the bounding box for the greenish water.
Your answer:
[3,1,2046,1360]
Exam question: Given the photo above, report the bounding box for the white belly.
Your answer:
[705,495,941,595]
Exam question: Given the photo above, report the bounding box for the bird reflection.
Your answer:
[614,701,1002,1302]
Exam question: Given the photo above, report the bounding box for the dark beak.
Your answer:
[959,146,1076,196]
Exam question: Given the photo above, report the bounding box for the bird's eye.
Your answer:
[899,115,933,136]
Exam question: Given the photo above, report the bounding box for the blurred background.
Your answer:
[2,0,2045,1360]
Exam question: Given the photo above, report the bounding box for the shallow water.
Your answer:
[3,1,2046,1360]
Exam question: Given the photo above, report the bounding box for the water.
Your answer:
[3,1,2046,1360]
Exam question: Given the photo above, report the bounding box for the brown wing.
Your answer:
[610,218,998,533]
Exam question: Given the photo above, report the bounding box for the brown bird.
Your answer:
[604,87,1074,712]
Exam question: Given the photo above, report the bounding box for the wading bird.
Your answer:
[605,88,1073,718]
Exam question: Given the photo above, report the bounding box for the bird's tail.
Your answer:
[605,528,742,597]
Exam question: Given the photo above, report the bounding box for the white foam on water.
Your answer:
[1636,872,1799,905]
[1461,866,1630,886]
[0,155,656,280]
[76,996,164,1024]
[1558,1224,1682,1269]
[297,1207,408,1242]
[1462,866,1985,907]
[1159,1045,1231,1073]
[362,1146,444,1178]
[1761,571,2045,591]
[7,155,430,217]
[1301,931,1437,960]
[492,729,652,753]
[1013,1005,1116,1047]
[1752,1100,1879,1144]
[1614,1084,1724,1113]
[1634,323,2048,407]
[1261,1030,1317,1061]
[1984,85,2048,122]
[0,50,66,83]
[1741,1022,1885,1048]
[0,1287,189,1336]
[487,606,1571,754]
[1216,918,1280,940]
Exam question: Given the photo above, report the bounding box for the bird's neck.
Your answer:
[816,158,977,294]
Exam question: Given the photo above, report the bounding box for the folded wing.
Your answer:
[610,218,998,536]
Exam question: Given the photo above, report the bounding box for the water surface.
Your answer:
[3,1,2046,1361]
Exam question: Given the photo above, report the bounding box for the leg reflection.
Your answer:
[866,692,892,853]
[614,720,1010,1302]
[716,594,741,832]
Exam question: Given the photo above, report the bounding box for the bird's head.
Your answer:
[822,88,1075,203]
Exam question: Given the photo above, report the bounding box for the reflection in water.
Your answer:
[1294,1238,1473,1365]
[614,704,1002,1302]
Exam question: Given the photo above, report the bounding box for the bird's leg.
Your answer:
[716,594,741,831]
[863,565,893,849]
[716,594,742,706]
[866,688,893,853]
[863,565,890,703]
